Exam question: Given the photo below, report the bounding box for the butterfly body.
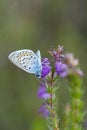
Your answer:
[8,49,42,78]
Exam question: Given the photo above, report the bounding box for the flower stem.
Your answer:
[47,72,59,130]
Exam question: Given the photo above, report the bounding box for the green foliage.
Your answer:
[64,74,84,130]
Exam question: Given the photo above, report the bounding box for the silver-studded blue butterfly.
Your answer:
[8,49,42,78]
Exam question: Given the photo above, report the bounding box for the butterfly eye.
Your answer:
[36,75,40,78]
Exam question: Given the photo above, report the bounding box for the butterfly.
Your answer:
[8,49,42,78]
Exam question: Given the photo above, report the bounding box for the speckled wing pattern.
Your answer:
[8,49,42,78]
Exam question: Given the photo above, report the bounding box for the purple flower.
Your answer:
[84,120,87,128]
[64,53,79,67]
[75,69,84,77]
[42,58,50,66]
[64,53,83,77]
[41,58,51,78]
[38,84,50,99]
[55,62,68,77]
[39,104,50,117]
[49,45,64,62]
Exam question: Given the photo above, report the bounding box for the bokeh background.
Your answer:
[0,0,87,130]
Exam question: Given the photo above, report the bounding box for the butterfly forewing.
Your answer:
[8,49,40,74]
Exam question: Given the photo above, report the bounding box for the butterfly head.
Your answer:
[35,67,42,78]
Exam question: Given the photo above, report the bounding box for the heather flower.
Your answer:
[38,83,50,99]
[49,45,64,62]
[39,104,50,117]
[76,69,83,76]
[41,58,51,78]
[64,53,79,67]
[64,53,83,77]
[55,62,68,77]
[38,46,84,130]
[42,58,50,66]
[48,45,69,78]
[84,121,87,129]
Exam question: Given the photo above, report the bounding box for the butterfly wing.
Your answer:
[35,50,42,77]
[36,50,42,67]
[8,49,41,75]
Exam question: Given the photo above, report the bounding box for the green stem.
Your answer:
[64,74,84,130]
[47,72,59,130]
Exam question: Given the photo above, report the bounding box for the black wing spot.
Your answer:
[34,57,36,59]
[31,61,35,65]
[29,67,31,69]
[22,58,25,61]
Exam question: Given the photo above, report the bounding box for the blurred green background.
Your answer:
[0,0,87,130]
